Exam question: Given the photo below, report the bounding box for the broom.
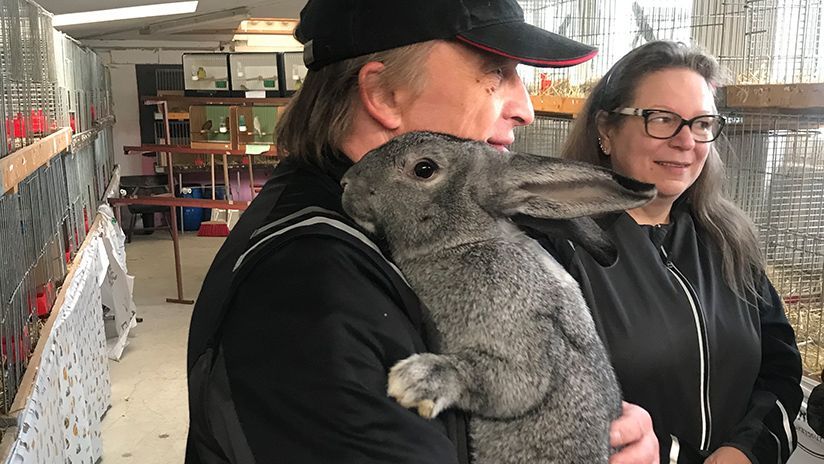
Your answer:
[197,153,231,237]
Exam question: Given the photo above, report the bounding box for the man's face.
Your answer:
[395,41,534,151]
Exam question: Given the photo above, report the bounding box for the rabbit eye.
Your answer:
[413,160,438,179]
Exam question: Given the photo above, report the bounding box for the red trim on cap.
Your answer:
[455,35,598,67]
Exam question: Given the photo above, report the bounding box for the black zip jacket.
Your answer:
[185,155,469,464]
[537,205,803,464]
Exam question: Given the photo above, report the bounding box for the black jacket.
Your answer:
[185,155,469,464]
[539,205,803,464]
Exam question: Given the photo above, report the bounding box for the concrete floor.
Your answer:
[100,232,224,463]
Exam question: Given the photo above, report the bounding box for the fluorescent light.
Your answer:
[53,1,199,27]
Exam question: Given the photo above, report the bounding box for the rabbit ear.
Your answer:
[495,153,656,220]
[513,215,617,266]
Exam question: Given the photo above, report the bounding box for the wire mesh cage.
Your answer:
[1,0,32,153]
[156,67,185,92]
[718,111,824,373]
[0,1,7,157]
[0,0,70,158]
[0,191,27,411]
[518,0,824,96]
[0,0,116,413]
[512,114,574,155]
[733,0,824,83]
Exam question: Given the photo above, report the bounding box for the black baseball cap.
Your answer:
[295,0,598,71]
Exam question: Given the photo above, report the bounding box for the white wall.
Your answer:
[98,48,208,177]
[108,63,142,176]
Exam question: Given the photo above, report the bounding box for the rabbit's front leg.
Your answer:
[388,353,463,419]
[390,346,554,420]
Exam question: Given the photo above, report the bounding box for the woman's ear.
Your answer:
[357,61,402,131]
[595,110,613,156]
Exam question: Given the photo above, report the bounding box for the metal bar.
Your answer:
[156,101,189,304]
[123,144,277,157]
[108,197,248,210]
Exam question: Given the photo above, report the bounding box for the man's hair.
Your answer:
[276,41,436,172]
[561,40,764,299]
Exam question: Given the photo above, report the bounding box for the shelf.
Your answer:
[142,95,290,106]
[190,76,228,83]
[0,128,73,195]
[167,112,190,120]
[530,95,583,117]
[237,76,278,81]
[72,116,117,153]
[124,144,278,157]
[722,83,824,110]
[158,164,275,174]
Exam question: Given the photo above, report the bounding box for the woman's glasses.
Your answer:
[611,107,726,143]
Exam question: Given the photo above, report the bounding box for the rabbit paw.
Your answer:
[388,354,458,419]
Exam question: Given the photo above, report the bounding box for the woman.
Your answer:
[541,41,802,463]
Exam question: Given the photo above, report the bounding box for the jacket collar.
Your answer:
[594,192,692,231]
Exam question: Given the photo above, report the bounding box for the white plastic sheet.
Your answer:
[7,237,112,464]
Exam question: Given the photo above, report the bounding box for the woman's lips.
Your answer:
[655,160,691,169]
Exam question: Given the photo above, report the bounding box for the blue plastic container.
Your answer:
[181,185,204,231]
[202,185,227,221]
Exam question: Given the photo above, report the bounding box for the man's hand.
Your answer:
[609,401,659,464]
[704,446,751,464]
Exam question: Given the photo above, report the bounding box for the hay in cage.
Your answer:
[719,110,824,375]
[769,264,824,374]
[518,0,824,96]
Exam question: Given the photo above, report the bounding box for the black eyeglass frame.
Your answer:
[610,107,727,143]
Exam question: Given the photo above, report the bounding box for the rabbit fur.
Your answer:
[340,131,656,463]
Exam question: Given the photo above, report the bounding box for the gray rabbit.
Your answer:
[340,131,656,463]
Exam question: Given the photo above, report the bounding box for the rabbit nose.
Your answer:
[340,179,349,190]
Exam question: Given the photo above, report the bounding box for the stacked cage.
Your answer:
[0,191,31,412]
[153,68,193,166]
[0,0,60,157]
[719,114,824,373]
[518,0,824,95]
[0,0,116,413]
[514,0,824,374]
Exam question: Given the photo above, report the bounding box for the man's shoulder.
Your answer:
[259,157,345,218]
[243,231,382,280]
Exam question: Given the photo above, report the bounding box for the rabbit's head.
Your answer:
[341,131,656,263]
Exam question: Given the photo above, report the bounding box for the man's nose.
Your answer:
[505,79,535,127]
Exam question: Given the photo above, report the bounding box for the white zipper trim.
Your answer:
[669,435,681,464]
[768,429,782,464]
[776,399,794,452]
[661,246,712,450]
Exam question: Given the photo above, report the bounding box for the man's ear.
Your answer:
[357,62,402,131]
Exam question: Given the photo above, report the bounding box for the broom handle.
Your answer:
[223,154,232,204]
[210,154,216,200]
[248,156,255,199]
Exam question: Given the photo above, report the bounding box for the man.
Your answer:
[186,1,658,463]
